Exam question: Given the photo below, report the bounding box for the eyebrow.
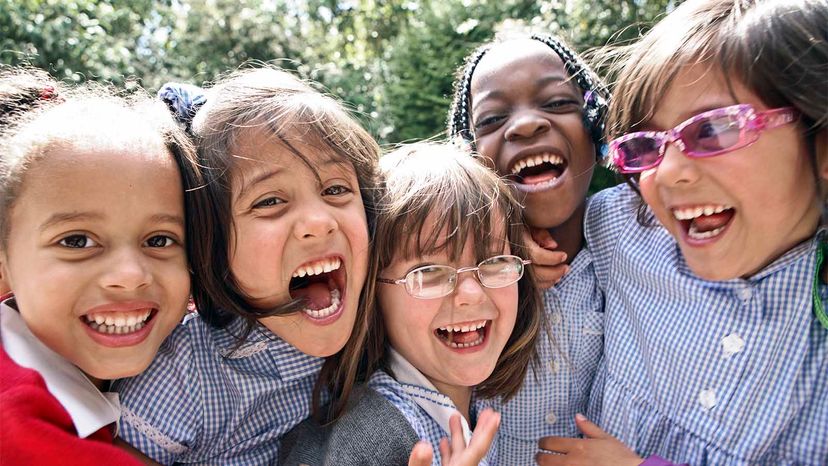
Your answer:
[471,74,570,113]
[39,212,185,232]
[39,212,105,232]
[236,167,285,201]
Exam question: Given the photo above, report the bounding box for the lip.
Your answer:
[432,318,493,354]
[80,300,160,348]
[291,253,348,326]
[505,146,569,193]
[668,204,735,248]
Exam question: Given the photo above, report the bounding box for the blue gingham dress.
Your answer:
[113,313,323,465]
[585,184,828,465]
[494,245,604,465]
[368,369,498,466]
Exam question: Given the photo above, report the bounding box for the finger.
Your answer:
[407,441,433,466]
[465,409,500,458]
[448,412,466,455]
[537,436,582,453]
[574,413,608,439]
[535,451,568,466]
[533,263,569,289]
[529,227,558,249]
[438,437,451,463]
[524,233,568,267]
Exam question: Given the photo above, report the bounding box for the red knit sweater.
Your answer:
[0,346,142,465]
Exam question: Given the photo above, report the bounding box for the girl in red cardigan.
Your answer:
[0,67,200,465]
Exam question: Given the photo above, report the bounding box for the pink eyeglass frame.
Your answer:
[609,104,799,173]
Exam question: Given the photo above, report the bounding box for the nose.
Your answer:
[452,272,487,307]
[504,111,551,141]
[653,141,701,187]
[293,206,338,241]
[99,248,153,291]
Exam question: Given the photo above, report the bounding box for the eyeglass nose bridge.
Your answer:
[661,128,688,154]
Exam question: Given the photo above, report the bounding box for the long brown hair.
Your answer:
[362,142,543,401]
[601,0,827,217]
[183,66,381,422]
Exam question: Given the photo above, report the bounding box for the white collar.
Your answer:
[0,301,121,438]
[387,348,473,444]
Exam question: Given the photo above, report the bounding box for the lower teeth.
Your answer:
[688,224,725,239]
[448,335,484,348]
[304,289,341,319]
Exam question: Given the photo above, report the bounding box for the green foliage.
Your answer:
[0,0,678,170]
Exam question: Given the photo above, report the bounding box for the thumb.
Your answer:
[529,227,558,249]
[575,413,608,439]
[407,441,434,466]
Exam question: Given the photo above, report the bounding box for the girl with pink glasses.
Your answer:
[537,0,827,465]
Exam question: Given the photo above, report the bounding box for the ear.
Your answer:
[0,250,10,295]
[816,129,828,182]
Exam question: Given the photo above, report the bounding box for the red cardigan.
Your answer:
[0,346,142,465]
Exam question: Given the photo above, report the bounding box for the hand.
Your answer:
[523,227,568,289]
[440,408,500,466]
[407,441,434,466]
[535,414,642,466]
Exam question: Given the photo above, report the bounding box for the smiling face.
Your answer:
[228,128,369,357]
[470,39,595,230]
[0,141,190,387]
[377,215,518,395]
[638,65,820,280]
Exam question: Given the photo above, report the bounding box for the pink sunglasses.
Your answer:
[609,104,799,173]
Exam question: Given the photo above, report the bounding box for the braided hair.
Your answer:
[447,33,609,160]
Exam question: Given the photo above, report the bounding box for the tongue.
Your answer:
[691,210,734,233]
[450,329,482,344]
[520,166,562,185]
[292,282,333,310]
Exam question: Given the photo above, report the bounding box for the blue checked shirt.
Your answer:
[113,313,323,465]
[494,245,604,465]
[585,184,828,465]
[368,351,498,466]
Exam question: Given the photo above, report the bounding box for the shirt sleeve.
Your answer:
[113,324,203,464]
[583,184,641,290]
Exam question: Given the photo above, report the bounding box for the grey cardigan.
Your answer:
[280,385,420,466]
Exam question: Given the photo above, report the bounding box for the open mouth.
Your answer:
[509,153,567,190]
[289,256,346,320]
[672,204,735,241]
[434,320,489,349]
[82,308,156,335]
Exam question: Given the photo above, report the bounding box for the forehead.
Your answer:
[230,127,348,177]
[649,64,761,128]
[470,39,569,95]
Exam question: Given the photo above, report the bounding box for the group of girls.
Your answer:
[0,0,825,465]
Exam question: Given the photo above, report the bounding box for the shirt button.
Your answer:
[721,333,745,359]
[698,389,717,410]
[550,312,563,325]
[737,287,752,301]
[545,411,557,424]
[548,359,558,374]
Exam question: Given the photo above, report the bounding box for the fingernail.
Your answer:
[575,413,586,422]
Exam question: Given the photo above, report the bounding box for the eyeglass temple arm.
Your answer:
[376,277,406,285]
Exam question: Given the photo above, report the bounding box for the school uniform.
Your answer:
[0,301,141,465]
[494,244,604,465]
[585,184,828,465]
[113,313,323,465]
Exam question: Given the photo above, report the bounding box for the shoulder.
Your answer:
[281,385,418,466]
[0,348,141,466]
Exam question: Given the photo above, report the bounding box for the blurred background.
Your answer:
[0,0,679,189]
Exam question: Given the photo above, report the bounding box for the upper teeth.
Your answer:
[511,153,563,175]
[672,205,730,220]
[84,309,152,327]
[293,257,341,278]
[438,320,487,333]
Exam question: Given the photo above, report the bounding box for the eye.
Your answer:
[145,235,176,248]
[474,114,506,131]
[542,98,580,113]
[252,196,285,209]
[323,184,352,196]
[59,234,98,249]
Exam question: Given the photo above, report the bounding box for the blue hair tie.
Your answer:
[158,82,206,130]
